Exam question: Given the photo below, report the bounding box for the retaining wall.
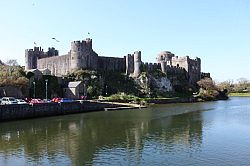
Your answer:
[0,101,121,122]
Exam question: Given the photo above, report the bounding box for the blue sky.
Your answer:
[0,0,250,82]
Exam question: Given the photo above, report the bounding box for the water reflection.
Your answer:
[0,102,209,165]
[3,97,248,166]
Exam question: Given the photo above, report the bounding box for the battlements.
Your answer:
[166,65,186,73]
[25,38,204,89]
[142,62,160,72]
[25,47,43,52]
[71,38,92,51]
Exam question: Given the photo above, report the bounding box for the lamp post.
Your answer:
[105,85,108,96]
[33,82,36,98]
[83,77,89,99]
[83,83,86,96]
[45,79,48,100]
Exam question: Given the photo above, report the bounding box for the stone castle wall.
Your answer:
[25,38,205,89]
[98,56,125,72]
[37,54,70,76]
[25,38,126,76]
[171,56,201,85]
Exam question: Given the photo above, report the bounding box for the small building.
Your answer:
[40,68,51,75]
[26,69,43,79]
[63,81,85,99]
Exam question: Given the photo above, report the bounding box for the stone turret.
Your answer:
[156,51,175,73]
[46,47,59,57]
[70,41,82,70]
[25,47,44,70]
[126,54,134,75]
[70,38,98,71]
[85,38,92,50]
[133,51,142,77]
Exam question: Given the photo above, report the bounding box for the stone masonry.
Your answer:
[25,38,205,87]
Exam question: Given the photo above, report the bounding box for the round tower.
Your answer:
[25,49,37,70]
[70,41,83,70]
[133,51,142,77]
[157,51,174,66]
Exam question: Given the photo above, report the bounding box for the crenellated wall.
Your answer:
[25,38,205,89]
[37,54,70,76]
[26,38,121,76]
[98,56,125,72]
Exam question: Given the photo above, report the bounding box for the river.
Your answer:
[0,97,250,166]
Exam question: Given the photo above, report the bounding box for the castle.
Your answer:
[25,38,207,87]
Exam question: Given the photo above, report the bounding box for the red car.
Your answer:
[51,98,62,103]
[29,99,45,104]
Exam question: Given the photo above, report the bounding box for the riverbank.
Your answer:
[0,101,143,122]
[229,92,250,97]
[0,96,224,122]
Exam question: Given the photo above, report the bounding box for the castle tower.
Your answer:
[85,38,98,70]
[133,51,142,77]
[25,49,35,70]
[70,38,98,71]
[25,47,44,70]
[156,51,175,73]
[70,41,84,70]
[85,38,92,50]
[125,54,134,75]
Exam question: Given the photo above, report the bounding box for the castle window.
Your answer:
[72,57,74,60]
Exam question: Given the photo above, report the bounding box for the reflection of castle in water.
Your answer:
[0,106,203,165]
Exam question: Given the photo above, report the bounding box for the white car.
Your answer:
[16,99,28,104]
[1,97,18,105]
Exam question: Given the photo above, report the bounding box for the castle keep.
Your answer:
[25,38,204,87]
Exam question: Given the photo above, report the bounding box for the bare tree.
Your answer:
[217,79,234,92]
[234,78,250,92]
[197,77,218,91]
[5,59,18,66]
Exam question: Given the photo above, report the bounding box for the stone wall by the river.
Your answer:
[0,101,121,122]
[147,97,197,104]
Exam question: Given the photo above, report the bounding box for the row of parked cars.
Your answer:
[0,97,74,105]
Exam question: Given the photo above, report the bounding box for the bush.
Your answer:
[106,93,140,103]
[196,78,228,101]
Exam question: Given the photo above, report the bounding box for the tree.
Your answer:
[234,78,250,92]
[5,59,18,66]
[217,80,234,92]
[196,78,221,100]
[197,77,218,91]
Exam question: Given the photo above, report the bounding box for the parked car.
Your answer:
[29,99,45,104]
[24,97,32,103]
[51,98,62,103]
[43,99,52,103]
[16,99,28,104]
[59,98,74,103]
[1,97,18,105]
